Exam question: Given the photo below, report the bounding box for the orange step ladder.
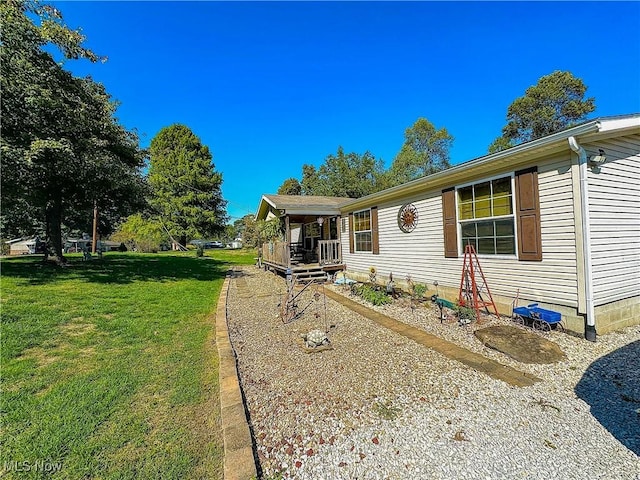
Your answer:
[458,244,499,321]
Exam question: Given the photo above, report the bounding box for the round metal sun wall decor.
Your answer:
[398,203,419,233]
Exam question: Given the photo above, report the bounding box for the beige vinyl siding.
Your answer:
[342,154,580,308]
[585,134,640,306]
[342,193,437,284]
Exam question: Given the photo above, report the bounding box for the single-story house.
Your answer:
[64,238,121,253]
[256,114,640,339]
[6,237,40,255]
[99,240,122,252]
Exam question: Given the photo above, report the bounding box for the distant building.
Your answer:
[64,238,121,253]
[6,237,40,255]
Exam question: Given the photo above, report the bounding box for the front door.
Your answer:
[303,222,321,262]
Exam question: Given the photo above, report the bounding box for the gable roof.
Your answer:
[341,114,640,211]
[255,194,349,220]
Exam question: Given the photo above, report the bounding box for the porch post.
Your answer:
[285,215,291,267]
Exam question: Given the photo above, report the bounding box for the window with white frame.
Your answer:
[457,175,515,255]
[353,209,372,252]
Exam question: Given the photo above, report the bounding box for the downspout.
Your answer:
[568,136,597,341]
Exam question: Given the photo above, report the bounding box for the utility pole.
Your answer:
[91,201,99,253]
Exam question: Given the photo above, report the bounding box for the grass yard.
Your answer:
[1,249,255,479]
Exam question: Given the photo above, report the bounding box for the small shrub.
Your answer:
[454,302,476,321]
[352,283,391,306]
[413,283,427,299]
[196,245,204,257]
[405,275,427,299]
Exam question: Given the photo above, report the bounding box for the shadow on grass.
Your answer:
[0,253,229,285]
[575,340,640,456]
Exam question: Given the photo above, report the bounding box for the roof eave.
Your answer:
[285,208,342,217]
[255,195,275,220]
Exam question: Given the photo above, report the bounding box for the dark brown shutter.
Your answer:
[515,167,542,261]
[442,187,458,258]
[371,206,379,255]
[348,212,354,253]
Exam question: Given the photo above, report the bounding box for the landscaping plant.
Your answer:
[351,283,392,306]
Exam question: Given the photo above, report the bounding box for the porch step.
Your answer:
[293,268,328,284]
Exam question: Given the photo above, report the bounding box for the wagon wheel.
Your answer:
[513,314,525,326]
[533,320,551,332]
[556,322,565,333]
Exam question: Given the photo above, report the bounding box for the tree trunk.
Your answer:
[92,201,99,253]
[42,212,50,263]
[179,234,187,250]
[46,199,66,264]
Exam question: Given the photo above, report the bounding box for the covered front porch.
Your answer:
[255,194,348,279]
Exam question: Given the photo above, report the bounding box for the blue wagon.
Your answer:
[512,303,563,332]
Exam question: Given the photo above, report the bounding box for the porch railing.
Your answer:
[261,241,289,267]
[318,240,341,265]
[261,239,342,267]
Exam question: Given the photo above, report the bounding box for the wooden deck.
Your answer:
[260,240,345,282]
[260,259,345,283]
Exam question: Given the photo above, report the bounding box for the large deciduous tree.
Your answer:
[148,124,227,246]
[277,178,302,195]
[1,0,146,262]
[110,213,165,253]
[237,214,260,248]
[275,118,453,198]
[300,164,323,196]
[385,118,453,187]
[300,147,385,198]
[489,70,596,152]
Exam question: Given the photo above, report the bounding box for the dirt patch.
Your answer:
[61,322,96,336]
[20,346,60,368]
[475,325,566,364]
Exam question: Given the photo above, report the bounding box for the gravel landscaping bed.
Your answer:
[226,266,639,479]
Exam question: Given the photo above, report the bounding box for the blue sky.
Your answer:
[53,1,640,222]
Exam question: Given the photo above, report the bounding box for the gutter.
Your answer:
[568,135,597,342]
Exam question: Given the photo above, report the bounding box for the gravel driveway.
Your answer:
[225,266,639,479]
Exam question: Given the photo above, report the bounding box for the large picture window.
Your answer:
[457,176,515,255]
[353,209,372,252]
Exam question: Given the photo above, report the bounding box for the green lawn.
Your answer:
[1,250,255,479]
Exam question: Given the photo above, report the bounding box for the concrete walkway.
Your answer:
[324,289,542,387]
